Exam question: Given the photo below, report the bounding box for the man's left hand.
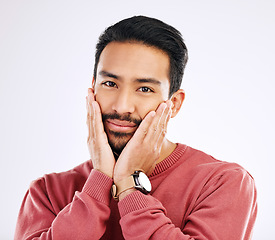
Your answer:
[113,101,172,184]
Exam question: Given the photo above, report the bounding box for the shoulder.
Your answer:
[28,160,93,211]
[181,144,250,172]
[172,144,255,190]
[180,145,256,193]
[31,160,92,188]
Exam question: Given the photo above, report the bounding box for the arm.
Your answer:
[110,90,256,239]
[118,168,257,240]
[15,170,113,240]
[15,89,116,239]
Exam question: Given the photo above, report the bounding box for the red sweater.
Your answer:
[15,144,257,239]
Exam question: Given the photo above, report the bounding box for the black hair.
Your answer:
[93,15,188,98]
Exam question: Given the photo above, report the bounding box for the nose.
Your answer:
[112,90,135,114]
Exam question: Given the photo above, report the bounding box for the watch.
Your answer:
[111,171,152,200]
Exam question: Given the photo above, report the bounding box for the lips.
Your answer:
[105,119,137,133]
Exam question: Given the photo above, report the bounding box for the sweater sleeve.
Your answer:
[15,169,113,240]
[118,167,257,240]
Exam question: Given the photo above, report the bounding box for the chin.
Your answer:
[107,130,133,155]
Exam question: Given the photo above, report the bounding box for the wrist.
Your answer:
[111,171,152,200]
[114,172,133,184]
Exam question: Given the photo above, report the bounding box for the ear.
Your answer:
[170,89,185,118]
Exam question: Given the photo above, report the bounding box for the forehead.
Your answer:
[96,42,170,84]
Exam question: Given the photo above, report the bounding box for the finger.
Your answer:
[158,100,172,136]
[86,88,96,139]
[131,111,156,142]
[86,96,92,117]
[148,100,172,144]
[87,88,95,119]
[86,96,95,140]
[156,101,173,148]
[91,101,107,141]
[88,88,95,103]
[145,102,167,141]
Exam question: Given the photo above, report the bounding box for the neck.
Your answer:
[157,138,177,164]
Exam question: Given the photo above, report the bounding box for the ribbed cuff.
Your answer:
[118,191,151,217]
[82,169,113,206]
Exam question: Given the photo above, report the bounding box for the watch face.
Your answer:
[138,172,152,192]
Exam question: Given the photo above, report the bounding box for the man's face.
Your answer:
[93,42,170,154]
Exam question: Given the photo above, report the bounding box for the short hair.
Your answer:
[93,15,188,98]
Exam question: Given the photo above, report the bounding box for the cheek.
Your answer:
[138,87,169,118]
[137,98,164,119]
[94,92,111,113]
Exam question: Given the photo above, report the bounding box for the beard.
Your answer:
[102,112,142,157]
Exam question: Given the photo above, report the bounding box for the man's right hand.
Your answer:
[86,88,115,178]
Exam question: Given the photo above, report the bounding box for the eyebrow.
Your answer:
[134,78,161,85]
[99,70,119,79]
[99,70,162,86]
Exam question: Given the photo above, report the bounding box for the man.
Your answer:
[15,16,257,239]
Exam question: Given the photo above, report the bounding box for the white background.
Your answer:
[0,0,274,239]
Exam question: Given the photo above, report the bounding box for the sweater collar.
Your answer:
[149,143,187,177]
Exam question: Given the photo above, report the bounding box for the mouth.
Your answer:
[105,119,137,133]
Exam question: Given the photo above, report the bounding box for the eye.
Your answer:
[138,87,154,93]
[102,81,117,88]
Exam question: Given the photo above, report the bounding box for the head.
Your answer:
[92,16,188,154]
[94,16,188,98]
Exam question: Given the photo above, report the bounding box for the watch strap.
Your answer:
[111,175,136,200]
